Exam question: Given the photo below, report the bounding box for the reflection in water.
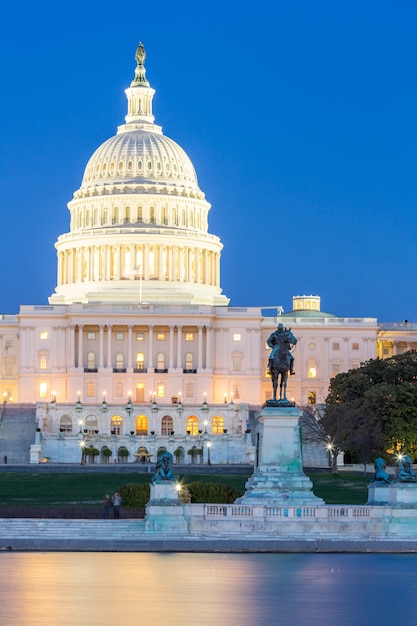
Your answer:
[0,553,417,625]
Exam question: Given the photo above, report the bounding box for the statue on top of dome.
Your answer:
[135,42,146,66]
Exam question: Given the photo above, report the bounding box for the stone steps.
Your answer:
[0,404,37,464]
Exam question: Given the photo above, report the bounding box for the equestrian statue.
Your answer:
[267,323,297,404]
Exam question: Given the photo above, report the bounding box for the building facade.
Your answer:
[1,44,414,465]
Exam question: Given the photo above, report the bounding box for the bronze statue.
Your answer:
[372,457,390,483]
[135,42,146,66]
[267,323,297,403]
[397,455,417,482]
[152,451,174,482]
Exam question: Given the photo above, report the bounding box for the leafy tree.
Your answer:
[323,352,417,462]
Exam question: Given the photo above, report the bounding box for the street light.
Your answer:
[206,440,212,466]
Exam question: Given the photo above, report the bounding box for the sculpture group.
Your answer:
[373,455,416,483]
[267,323,297,403]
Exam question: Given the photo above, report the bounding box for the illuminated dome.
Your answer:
[50,43,228,307]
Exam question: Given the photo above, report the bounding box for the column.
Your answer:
[169,326,175,369]
[206,326,212,370]
[198,326,203,369]
[148,325,154,370]
[77,324,83,369]
[127,325,133,370]
[69,325,75,369]
[107,324,112,369]
[99,325,104,369]
[177,325,182,370]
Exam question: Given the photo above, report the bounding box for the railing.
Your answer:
[204,504,373,520]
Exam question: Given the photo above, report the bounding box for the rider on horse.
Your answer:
[267,323,297,377]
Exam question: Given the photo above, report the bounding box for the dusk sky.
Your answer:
[1,1,416,321]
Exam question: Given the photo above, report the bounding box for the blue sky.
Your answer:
[1,0,416,321]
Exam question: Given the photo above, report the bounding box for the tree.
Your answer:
[300,405,342,473]
[324,352,417,462]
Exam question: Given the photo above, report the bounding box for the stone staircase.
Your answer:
[0,404,37,464]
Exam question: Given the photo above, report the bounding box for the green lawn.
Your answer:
[0,471,369,506]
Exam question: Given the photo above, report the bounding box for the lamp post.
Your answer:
[206,440,212,466]
[75,396,83,433]
[125,395,133,432]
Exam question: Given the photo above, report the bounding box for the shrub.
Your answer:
[186,481,242,504]
[118,483,150,508]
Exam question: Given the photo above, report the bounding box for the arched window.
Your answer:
[174,447,185,464]
[116,352,124,370]
[157,447,167,458]
[60,415,72,433]
[136,414,148,435]
[111,414,123,435]
[308,391,317,405]
[186,415,199,436]
[101,446,112,464]
[185,352,193,371]
[308,358,317,378]
[211,415,224,435]
[161,415,173,436]
[117,446,129,463]
[85,414,98,435]
[136,352,145,371]
[156,352,165,371]
[87,351,96,370]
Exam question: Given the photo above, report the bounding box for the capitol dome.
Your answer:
[49,43,229,307]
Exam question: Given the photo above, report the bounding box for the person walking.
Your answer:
[111,491,122,519]
[103,494,111,519]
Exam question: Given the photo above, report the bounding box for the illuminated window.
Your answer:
[116,352,124,369]
[87,332,95,340]
[212,415,224,434]
[136,415,148,435]
[40,332,48,340]
[111,415,122,435]
[136,352,145,370]
[232,384,241,400]
[157,333,165,341]
[116,382,123,397]
[157,383,165,398]
[185,381,194,398]
[185,333,194,341]
[185,352,193,370]
[186,415,199,435]
[308,391,316,404]
[332,343,340,350]
[136,333,144,341]
[352,343,359,351]
[157,353,165,370]
[232,354,241,371]
[40,383,47,398]
[332,362,340,375]
[116,332,124,340]
[308,358,317,378]
[60,415,72,433]
[39,354,47,370]
[161,415,173,436]
[233,333,241,342]
[87,382,95,397]
[87,352,96,369]
[136,383,145,402]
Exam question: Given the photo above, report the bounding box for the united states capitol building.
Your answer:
[0,44,415,465]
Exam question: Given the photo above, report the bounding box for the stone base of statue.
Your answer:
[367,481,417,506]
[145,480,188,533]
[236,405,324,506]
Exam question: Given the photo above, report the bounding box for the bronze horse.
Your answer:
[270,345,292,402]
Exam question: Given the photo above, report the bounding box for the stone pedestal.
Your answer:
[237,406,324,506]
[29,444,42,464]
[367,481,417,506]
[145,480,188,533]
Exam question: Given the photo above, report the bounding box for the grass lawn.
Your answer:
[0,471,369,509]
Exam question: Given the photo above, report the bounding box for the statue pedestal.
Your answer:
[145,480,188,533]
[367,481,417,506]
[236,406,323,506]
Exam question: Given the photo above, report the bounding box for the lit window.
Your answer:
[87,382,95,397]
[352,343,359,351]
[308,358,317,378]
[136,415,148,435]
[186,415,199,435]
[157,333,165,341]
[40,383,47,398]
[233,333,241,341]
[39,355,47,370]
[116,332,124,340]
[157,383,165,398]
[111,415,123,435]
[136,383,145,402]
[157,352,165,370]
[136,352,145,370]
[185,382,194,398]
[332,362,340,375]
[40,332,48,340]
[185,333,194,341]
[161,415,173,436]
[308,391,316,404]
[87,332,95,340]
[116,382,123,397]
[87,352,96,369]
[136,333,144,341]
[332,343,340,350]
[116,353,124,369]
[185,352,193,370]
[212,415,224,434]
